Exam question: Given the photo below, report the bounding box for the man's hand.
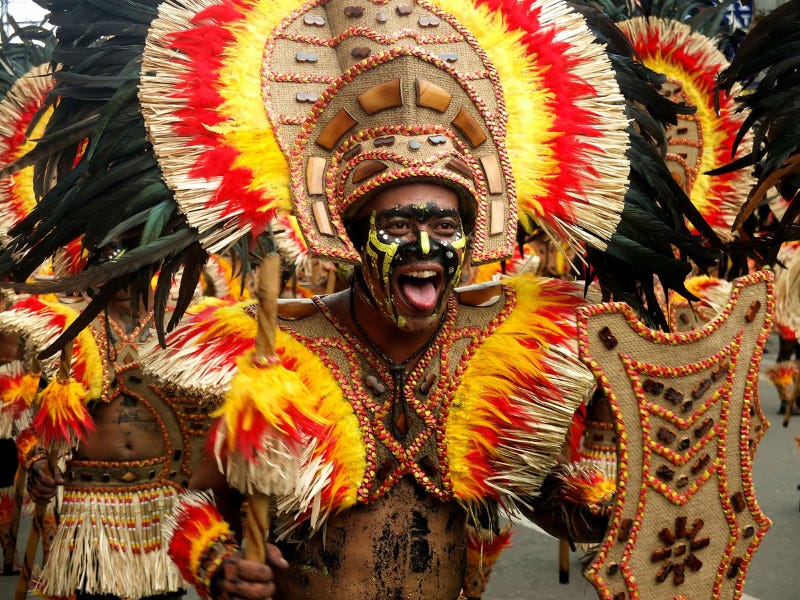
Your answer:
[27,459,64,504]
[211,546,288,600]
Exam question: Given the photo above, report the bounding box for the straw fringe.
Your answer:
[37,485,183,599]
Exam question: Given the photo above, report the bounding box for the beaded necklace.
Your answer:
[99,309,154,365]
[348,281,446,438]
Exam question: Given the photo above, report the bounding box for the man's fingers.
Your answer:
[265,544,289,569]
[233,558,273,582]
[226,579,275,599]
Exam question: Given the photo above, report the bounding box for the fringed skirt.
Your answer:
[37,459,185,600]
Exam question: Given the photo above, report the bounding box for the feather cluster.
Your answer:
[0,360,37,437]
[165,491,236,586]
[32,374,93,451]
[446,275,594,505]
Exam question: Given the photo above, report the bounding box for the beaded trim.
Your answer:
[310,292,464,503]
[197,540,238,599]
[578,270,773,600]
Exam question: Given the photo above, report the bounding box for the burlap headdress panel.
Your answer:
[141,0,631,265]
[268,5,511,263]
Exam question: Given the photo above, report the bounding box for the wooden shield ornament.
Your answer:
[577,270,773,600]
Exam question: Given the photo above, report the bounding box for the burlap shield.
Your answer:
[578,270,773,599]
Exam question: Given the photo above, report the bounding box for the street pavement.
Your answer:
[2,335,798,599]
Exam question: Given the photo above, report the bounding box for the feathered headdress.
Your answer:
[711,0,800,264]
[0,0,725,342]
[0,16,55,243]
[140,0,632,265]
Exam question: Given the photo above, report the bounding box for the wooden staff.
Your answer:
[4,362,38,575]
[14,347,70,600]
[2,464,26,574]
[243,254,281,563]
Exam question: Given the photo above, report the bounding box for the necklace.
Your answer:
[348,282,445,438]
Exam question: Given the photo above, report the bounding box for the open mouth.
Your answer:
[395,268,444,313]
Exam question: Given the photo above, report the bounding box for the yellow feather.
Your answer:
[215,0,297,212]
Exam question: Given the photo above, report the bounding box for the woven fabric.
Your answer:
[578,270,773,599]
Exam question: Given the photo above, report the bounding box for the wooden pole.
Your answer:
[2,469,25,574]
[242,255,281,562]
[14,347,71,598]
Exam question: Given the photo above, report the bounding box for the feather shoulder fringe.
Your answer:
[0,295,104,399]
[142,297,365,536]
[446,274,595,507]
[139,297,257,399]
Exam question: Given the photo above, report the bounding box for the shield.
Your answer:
[578,270,773,599]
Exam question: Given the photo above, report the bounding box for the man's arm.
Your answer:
[169,443,288,600]
[520,462,614,546]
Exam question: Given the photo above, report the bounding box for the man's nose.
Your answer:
[418,230,431,254]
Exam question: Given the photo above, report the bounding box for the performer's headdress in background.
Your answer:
[614,15,754,242]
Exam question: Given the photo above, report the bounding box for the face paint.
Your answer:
[359,195,468,332]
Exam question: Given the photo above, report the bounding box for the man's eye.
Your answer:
[385,220,409,232]
[434,221,459,234]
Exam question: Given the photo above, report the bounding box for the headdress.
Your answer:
[614,15,755,242]
[0,0,724,344]
[140,0,631,265]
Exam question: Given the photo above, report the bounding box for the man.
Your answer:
[4,284,210,600]
[158,179,610,600]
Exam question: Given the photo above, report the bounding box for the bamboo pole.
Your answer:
[243,255,281,563]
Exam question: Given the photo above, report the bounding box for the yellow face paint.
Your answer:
[420,230,431,255]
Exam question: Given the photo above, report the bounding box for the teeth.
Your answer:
[405,270,437,279]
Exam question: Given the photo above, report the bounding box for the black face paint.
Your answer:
[359,203,467,330]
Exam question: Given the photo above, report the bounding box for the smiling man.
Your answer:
[134,0,636,598]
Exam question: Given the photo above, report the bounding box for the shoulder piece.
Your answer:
[277,297,317,320]
[456,280,504,307]
[578,270,773,600]
[447,274,594,504]
[0,295,104,399]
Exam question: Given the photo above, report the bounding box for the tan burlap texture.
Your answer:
[578,270,773,600]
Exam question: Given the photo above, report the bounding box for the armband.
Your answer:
[167,491,239,599]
